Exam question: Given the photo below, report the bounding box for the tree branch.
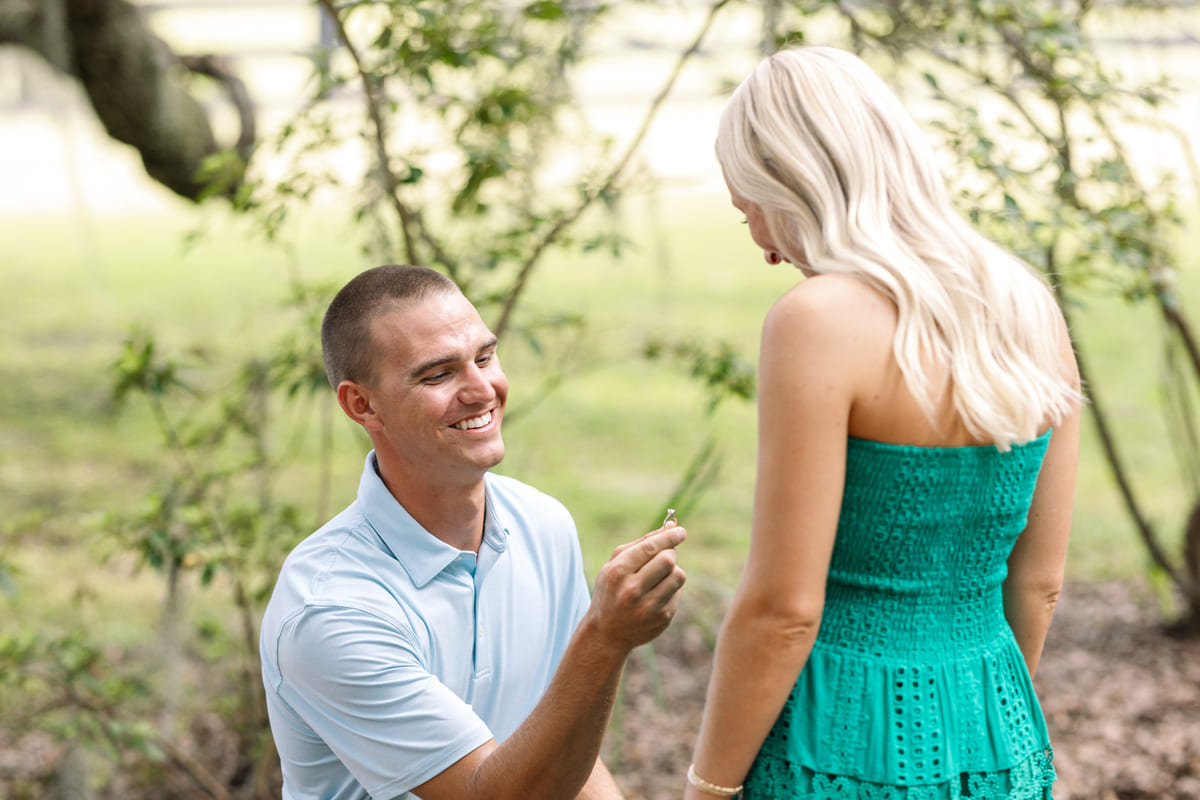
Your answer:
[178,53,256,167]
[493,0,734,338]
[60,0,249,200]
[1054,281,1187,590]
[315,0,457,276]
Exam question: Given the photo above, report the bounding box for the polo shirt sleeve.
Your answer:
[275,603,493,799]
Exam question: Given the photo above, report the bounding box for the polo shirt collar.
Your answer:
[356,452,510,588]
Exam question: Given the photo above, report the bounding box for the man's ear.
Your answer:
[336,380,382,431]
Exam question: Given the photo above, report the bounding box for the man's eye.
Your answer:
[423,372,450,383]
[476,354,493,365]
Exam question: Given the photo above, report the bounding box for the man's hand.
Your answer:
[411,523,686,800]
[586,523,687,653]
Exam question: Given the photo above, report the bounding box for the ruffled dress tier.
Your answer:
[744,432,1057,800]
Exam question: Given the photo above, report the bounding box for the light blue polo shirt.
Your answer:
[260,452,591,800]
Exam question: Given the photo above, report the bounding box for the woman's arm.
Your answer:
[686,277,868,797]
[1003,314,1082,677]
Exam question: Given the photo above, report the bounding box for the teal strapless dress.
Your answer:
[744,432,1056,800]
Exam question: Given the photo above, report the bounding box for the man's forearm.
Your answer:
[472,616,628,799]
[467,524,685,799]
[413,524,685,800]
[576,758,625,799]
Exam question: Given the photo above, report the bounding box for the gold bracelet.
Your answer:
[687,764,743,798]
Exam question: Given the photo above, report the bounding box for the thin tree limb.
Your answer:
[315,0,458,277]
[177,53,256,167]
[1055,281,1188,590]
[493,0,734,338]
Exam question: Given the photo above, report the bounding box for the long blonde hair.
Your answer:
[716,46,1079,449]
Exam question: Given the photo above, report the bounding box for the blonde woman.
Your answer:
[685,47,1081,800]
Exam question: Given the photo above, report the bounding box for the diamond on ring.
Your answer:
[662,508,677,527]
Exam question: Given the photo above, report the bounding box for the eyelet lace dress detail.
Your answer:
[745,747,1054,799]
[742,433,1057,799]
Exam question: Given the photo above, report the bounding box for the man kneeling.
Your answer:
[261,264,687,799]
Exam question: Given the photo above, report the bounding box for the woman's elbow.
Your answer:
[776,611,823,645]
[733,594,824,647]
[1005,576,1063,614]
[1037,585,1063,616]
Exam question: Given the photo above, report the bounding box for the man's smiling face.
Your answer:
[360,290,509,491]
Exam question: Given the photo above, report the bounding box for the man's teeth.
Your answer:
[453,411,492,430]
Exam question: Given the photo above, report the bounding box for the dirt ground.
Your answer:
[2,577,1198,798]
[609,578,1200,800]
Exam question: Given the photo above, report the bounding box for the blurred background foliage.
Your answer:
[1,0,1200,796]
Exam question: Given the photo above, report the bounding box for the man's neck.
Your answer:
[376,458,488,552]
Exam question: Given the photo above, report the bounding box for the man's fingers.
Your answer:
[633,563,687,633]
[631,546,682,591]
[659,570,686,614]
[589,552,687,649]
[610,521,679,558]
[633,526,686,570]
[611,525,686,567]
[638,563,686,611]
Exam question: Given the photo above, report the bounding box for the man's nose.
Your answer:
[458,364,496,402]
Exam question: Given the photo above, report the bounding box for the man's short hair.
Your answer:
[321,264,460,388]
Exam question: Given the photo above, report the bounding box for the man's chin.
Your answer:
[485,445,505,469]
[475,438,505,470]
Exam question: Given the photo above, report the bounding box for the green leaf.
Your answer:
[524,1,565,20]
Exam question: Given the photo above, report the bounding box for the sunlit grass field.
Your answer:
[1,190,1197,647]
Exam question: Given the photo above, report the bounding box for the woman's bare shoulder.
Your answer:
[765,273,896,351]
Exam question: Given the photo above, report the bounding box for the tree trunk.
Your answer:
[0,0,249,201]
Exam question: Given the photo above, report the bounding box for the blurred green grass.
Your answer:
[1,192,1197,643]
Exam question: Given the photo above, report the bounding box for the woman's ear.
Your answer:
[336,380,382,431]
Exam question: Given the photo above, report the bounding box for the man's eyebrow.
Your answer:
[409,353,457,379]
[409,336,499,379]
